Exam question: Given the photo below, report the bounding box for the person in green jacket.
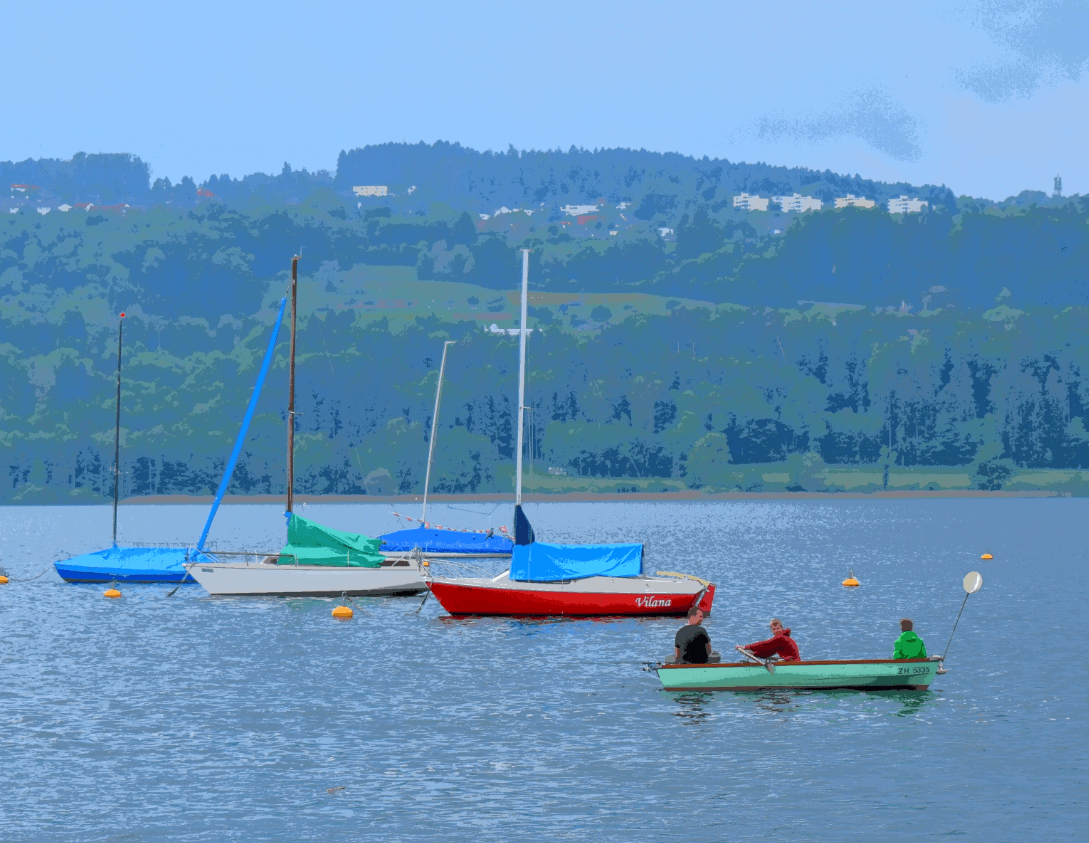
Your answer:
[894,618,927,659]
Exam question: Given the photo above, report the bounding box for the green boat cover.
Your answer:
[278,513,384,567]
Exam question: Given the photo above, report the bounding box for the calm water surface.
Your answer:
[0,500,1085,842]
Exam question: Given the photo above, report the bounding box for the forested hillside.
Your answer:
[2,145,1088,502]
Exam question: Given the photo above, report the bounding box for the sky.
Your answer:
[3,0,1087,200]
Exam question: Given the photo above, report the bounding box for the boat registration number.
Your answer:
[896,665,930,675]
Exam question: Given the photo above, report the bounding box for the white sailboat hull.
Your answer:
[185,561,426,597]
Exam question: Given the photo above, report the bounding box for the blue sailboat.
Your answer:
[376,338,513,556]
[54,299,288,584]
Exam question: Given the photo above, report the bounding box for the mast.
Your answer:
[111,312,125,545]
[422,340,456,524]
[286,256,298,515]
[515,249,529,506]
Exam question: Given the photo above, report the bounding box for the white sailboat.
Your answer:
[186,255,425,597]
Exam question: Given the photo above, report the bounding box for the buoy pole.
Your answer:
[111,313,125,546]
[941,592,971,663]
[286,256,298,516]
[940,571,983,669]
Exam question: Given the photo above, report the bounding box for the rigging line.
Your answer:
[0,568,50,582]
[447,503,504,516]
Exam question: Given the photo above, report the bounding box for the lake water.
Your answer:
[0,499,1085,842]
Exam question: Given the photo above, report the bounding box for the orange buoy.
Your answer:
[980,553,993,560]
[332,604,353,620]
[842,569,860,587]
[104,587,122,598]
[0,574,8,584]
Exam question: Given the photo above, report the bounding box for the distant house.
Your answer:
[197,188,216,198]
[478,213,491,220]
[616,202,630,210]
[772,193,822,212]
[489,323,533,336]
[353,185,388,197]
[37,207,50,215]
[658,227,675,237]
[11,184,40,193]
[732,192,770,212]
[576,214,599,225]
[74,202,94,210]
[888,195,928,214]
[57,204,72,212]
[834,194,875,209]
[561,204,599,216]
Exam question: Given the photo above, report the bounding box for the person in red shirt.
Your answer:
[737,618,801,662]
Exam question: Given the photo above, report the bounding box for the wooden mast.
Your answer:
[286,256,298,515]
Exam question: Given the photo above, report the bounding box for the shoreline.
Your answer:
[98,489,1071,505]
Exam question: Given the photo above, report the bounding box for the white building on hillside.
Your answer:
[772,193,822,212]
[353,185,388,197]
[834,194,875,209]
[732,192,769,211]
[561,204,599,216]
[888,195,927,214]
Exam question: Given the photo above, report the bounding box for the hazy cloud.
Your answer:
[745,88,925,163]
[958,0,1089,101]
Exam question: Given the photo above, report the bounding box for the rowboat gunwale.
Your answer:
[656,657,940,692]
[659,657,934,670]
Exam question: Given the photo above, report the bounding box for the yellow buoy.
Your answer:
[842,569,860,587]
[104,587,122,598]
[332,604,353,620]
[422,560,430,568]
[980,553,993,560]
[0,574,9,584]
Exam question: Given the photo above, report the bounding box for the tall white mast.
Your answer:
[422,340,455,523]
[515,249,530,506]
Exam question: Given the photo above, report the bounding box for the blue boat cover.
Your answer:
[54,545,196,584]
[379,525,513,555]
[510,541,644,582]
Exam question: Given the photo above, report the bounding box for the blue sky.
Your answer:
[4,1,1087,199]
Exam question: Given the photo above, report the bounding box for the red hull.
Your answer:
[428,581,716,618]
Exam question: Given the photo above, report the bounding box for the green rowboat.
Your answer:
[657,657,941,692]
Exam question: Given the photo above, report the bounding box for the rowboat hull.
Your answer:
[657,658,939,691]
[185,561,426,597]
[428,575,715,617]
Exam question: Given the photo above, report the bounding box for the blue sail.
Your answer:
[509,541,644,582]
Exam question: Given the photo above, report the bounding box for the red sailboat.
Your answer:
[425,250,716,618]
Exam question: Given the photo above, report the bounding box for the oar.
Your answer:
[736,646,775,674]
[938,571,983,673]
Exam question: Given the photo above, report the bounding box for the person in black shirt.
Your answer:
[674,606,712,664]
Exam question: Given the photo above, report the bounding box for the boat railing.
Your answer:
[186,549,299,566]
[423,557,496,579]
[113,540,203,549]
